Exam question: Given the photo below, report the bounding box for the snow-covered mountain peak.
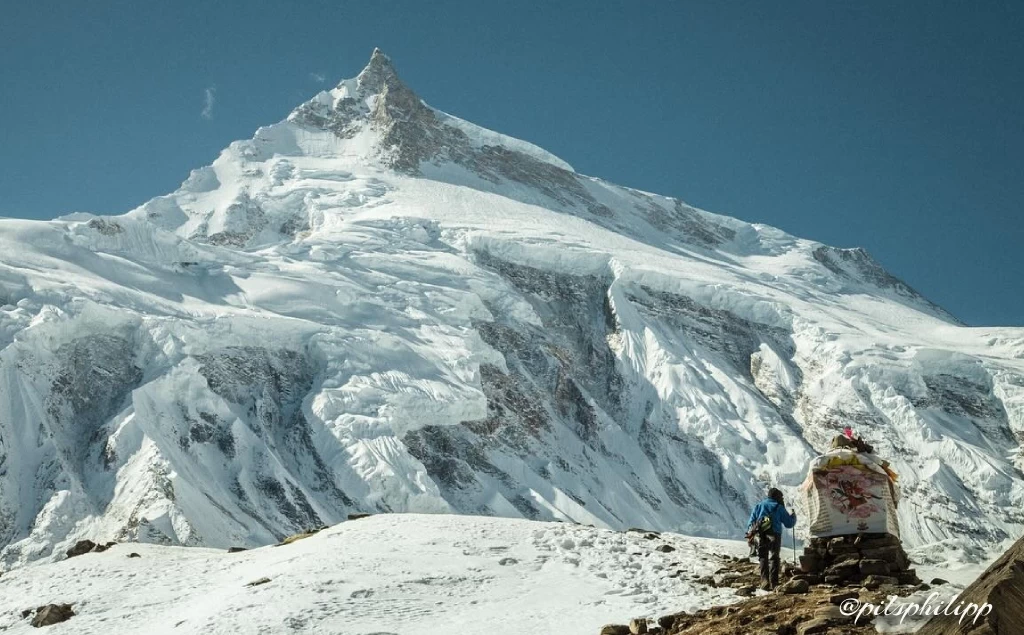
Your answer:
[281,49,574,174]
[2,49,1022,573]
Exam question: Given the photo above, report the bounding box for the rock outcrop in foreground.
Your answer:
[606,540,931,635]
[918,532,1024,635]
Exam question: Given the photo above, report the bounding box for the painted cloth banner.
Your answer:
[801,450,900,538]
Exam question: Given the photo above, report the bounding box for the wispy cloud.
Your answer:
[309,72,326,84]
[201,86,216,120]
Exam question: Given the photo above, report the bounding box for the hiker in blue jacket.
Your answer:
[746,487,797,590]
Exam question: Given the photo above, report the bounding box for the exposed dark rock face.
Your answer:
[290,96,365,140]
[204,194,267,247]
[627,285,793,384]
[0,332,146,550]
[181,410,236,458]
[86,218,124,235]
[632,195,737,249]
[812,246,962,324]
[403,253,633,520]
[47,335,144,474]
[195,347,354,533]
[916,373,1016,445]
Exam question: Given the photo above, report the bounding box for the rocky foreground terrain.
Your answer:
[601,548,926,635]
[604,532,1024,635]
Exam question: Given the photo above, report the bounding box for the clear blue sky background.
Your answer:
[2,1,1021,325]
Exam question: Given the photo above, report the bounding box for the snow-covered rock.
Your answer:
[1,50,1022,571]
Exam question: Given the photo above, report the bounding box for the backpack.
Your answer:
[755,514,773,536]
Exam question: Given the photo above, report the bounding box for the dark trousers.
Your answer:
[758,532,781,588]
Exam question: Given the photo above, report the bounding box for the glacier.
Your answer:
[1,49,1022,571]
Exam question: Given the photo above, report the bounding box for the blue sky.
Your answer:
[2,1,1021,325]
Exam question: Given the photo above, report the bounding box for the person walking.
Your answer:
[745,487,797,590]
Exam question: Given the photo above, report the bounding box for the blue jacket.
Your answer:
[747,498,797,535]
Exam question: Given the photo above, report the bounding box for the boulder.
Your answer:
[829,590,859,605]
[65,540,115,559]
[599,625,631,635]
[827,540,859,555]
[735,585,756,597]
[856,534,900,549]
[655,544,676,553]
[822,562,858,582]
[278,529,321,546]
[777,579,810,594]
[929,577,949,586]
[859,559,890,575]
[814,605,853,625]
[862,574,899,589]
[798,553,823,573]
[227,546,247,553]
[860,545,909,570]
[65,540,98,559]
[796,618,830,635]
[245,577,272,587]
[830,551,861,565]
[127,552,141,558]
[629,618,648,634]
[31,604,75,627]
[896,569,921,585]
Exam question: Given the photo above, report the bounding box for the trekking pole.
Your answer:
[791,527,797,565]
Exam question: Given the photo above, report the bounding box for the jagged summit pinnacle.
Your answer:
[355,47,404,94]
[285,48,576,176]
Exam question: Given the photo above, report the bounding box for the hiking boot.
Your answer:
[759,581,772,591]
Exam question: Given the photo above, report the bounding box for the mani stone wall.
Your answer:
[797,533,921,588]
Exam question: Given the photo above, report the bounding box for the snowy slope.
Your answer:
[0,514,989,635]
[0,514,754,634]
[1,50,1022,572]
